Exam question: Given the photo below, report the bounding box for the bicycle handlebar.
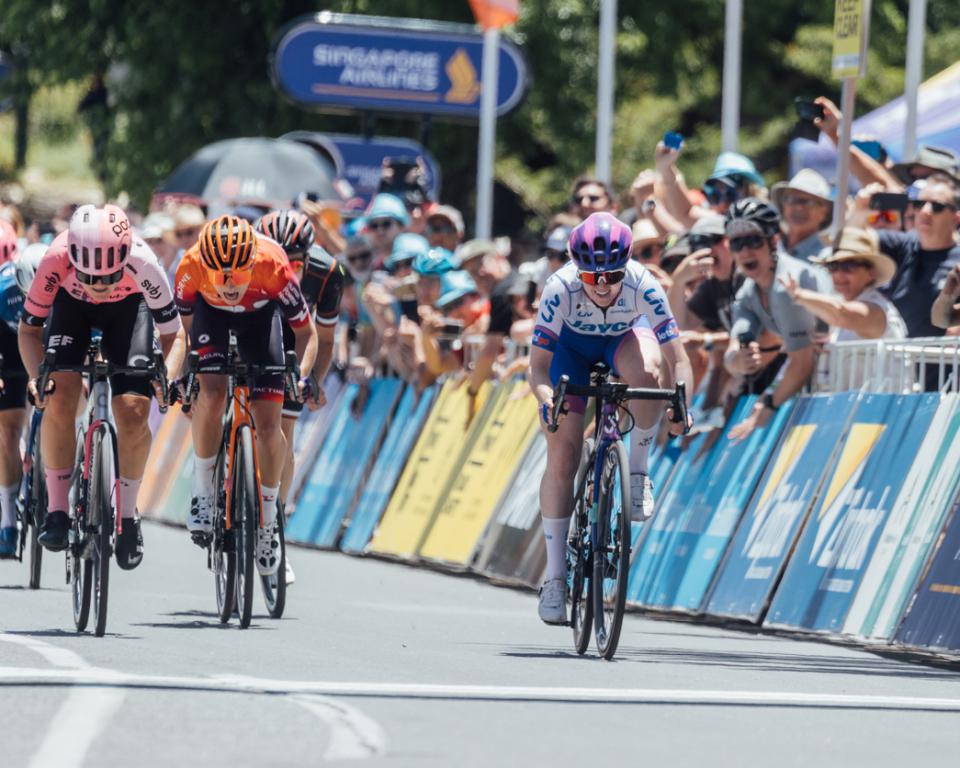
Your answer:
[546,374,690,435]
[175,345,301,412]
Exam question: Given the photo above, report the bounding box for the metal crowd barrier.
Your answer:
[817,336,960,394]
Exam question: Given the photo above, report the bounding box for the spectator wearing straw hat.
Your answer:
[782,228,906,343]
[771,169,833,261]
[891,144,960,186]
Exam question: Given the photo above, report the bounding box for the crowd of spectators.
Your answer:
[4,91,960,435]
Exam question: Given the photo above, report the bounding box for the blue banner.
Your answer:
[895,498,960,652]
[765,394,939,632]
[286,379,403,547]
[273,14,529,118]
[704,393,859,622]
[341,384,437,553]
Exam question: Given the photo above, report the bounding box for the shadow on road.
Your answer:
[2,628,142,640]
[131,610,276,631]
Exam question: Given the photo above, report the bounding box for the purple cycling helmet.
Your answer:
[568,212,632,271]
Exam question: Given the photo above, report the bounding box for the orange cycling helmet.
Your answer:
[198,215,257,273]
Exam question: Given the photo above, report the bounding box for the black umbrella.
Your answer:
[158,137,338,208]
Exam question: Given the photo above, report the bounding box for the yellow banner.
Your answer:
[140,408,192,518]
[419,380,538,566]
[832,0,871,79]
[367,380,490,558]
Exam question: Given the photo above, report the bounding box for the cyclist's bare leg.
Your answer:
[539,408,585,582]
[250,399,285,510]
[112,393,151,518]
[0,408,25,529]
[192,374,228,459]
[279,415,296,505]
[41,372,82,519]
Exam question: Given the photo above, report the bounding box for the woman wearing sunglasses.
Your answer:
[528,212,694,625]
[18,205,188,568]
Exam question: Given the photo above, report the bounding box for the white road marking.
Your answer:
[292,695,388,760]
[0,633,126,768]
[1,666,959,712]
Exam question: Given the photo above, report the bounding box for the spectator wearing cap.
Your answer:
[458,238,518,405]
[364,193,409,268]
[426,205,465,253]
[668,214,734,335]
[723,198,832,442]
[891,144,960,186]
[771,169,833,261]
[570,177,617,222]
[413,246,458,309]
[386,233,430,322]
[534,224,571,294]
[420,270,488,379]
[851,176,960,341]
[631,219,663,266]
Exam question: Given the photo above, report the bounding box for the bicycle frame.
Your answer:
[80,368,122,535]
[220,375,261,531]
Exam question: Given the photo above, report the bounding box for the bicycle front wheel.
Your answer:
[233,425,258,629]
[213,453,236,624]
[260,503,286,619]
[569,439,594,656]
[592,440,631,660]
[90,427,117,638]
[28,445,46,590]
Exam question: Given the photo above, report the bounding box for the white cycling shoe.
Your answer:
[256,521,280,576]
[630,474,655,522]
[538,577,568,625]
[284,556,296,586]
[187,495,215,534]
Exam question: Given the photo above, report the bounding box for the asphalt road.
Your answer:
[1,521,959,768]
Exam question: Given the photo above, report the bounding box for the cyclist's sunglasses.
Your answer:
[729,235,767,252]
[579,269,626,286]
[76,269,124,286]
[210,267,253,287]
[907,199,957,215]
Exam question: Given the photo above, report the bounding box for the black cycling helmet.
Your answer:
[724,197,781,238]
[256,209,315,259]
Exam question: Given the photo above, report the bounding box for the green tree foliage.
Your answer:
[1,0,959,228]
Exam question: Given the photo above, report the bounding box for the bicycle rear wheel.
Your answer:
[233,425,257,629]
[28,445,46,590]
[260,503,286,618]
[90,428,116,637]
[569,439,594,655]
[213,452,236,624]
[593,440,631,660]
[71,458,91,633]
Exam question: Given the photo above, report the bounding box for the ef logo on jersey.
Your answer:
[48,334,74,348]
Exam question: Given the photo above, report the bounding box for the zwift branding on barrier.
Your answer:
[341,384,438,554]
[367,381,490,558]
[704,393,859,622]
[765,393,939,633]
[419,380,538,566]
[843,393,960,641]
[289,379,404,548]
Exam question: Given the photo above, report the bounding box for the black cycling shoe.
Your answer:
[38,510,70,552]
[115,516,144,571]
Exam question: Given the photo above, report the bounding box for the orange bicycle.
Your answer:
[179,332,298,629]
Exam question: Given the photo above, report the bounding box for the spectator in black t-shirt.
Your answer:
[458,238,517,410]
[851,178,960,338]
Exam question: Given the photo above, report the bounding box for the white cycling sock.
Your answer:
[541,516,571,581]
[0,483,18,527]
[630,422,659,476]
[119,477,141,520]
[192,454,217,499]
[261,484,279,527]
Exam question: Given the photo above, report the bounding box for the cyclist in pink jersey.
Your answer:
[18,204,186,568]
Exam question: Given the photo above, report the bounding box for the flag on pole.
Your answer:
[469,0,519,30]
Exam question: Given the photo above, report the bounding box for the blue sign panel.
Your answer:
[341,384,438,553]
[704,393,859,622]
[272,14,529,118]
[896,498,960,652]
[765,394,939,632]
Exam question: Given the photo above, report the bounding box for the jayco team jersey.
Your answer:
[532,261,679,353]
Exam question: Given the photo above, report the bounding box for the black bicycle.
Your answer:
[38,339,167,637]
[179,333,299,629]
[548,364,688,660]
[17,407,45,589]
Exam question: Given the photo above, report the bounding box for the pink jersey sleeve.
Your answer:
[21,234,71,326]
[126,239,182,335]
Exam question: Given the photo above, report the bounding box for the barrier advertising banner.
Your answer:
[419,380,538,566]
[666,397,795,612]
[367,381,490,558]
[765,394,939,632]
[287,379,403,547]
[140,408,191,519]
[843,394,960,640]
[473,433,547,586]
[287,374,346,515]
[895,497,960,652]
[341,384,438,553]
[705,393,859,622]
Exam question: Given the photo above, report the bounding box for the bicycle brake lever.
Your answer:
[548,375,569,433]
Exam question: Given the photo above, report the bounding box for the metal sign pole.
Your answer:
[903,0,927,161]
[595,0,617,184]
[832,77,858,239]
[475,27,499,239]
[721,0,743,152]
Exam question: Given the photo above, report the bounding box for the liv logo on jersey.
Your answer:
[540,293,561,324]
[643,288,666,316]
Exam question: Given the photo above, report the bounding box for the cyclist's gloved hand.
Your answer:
[296,376,313,406]
[27,377,54,409]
